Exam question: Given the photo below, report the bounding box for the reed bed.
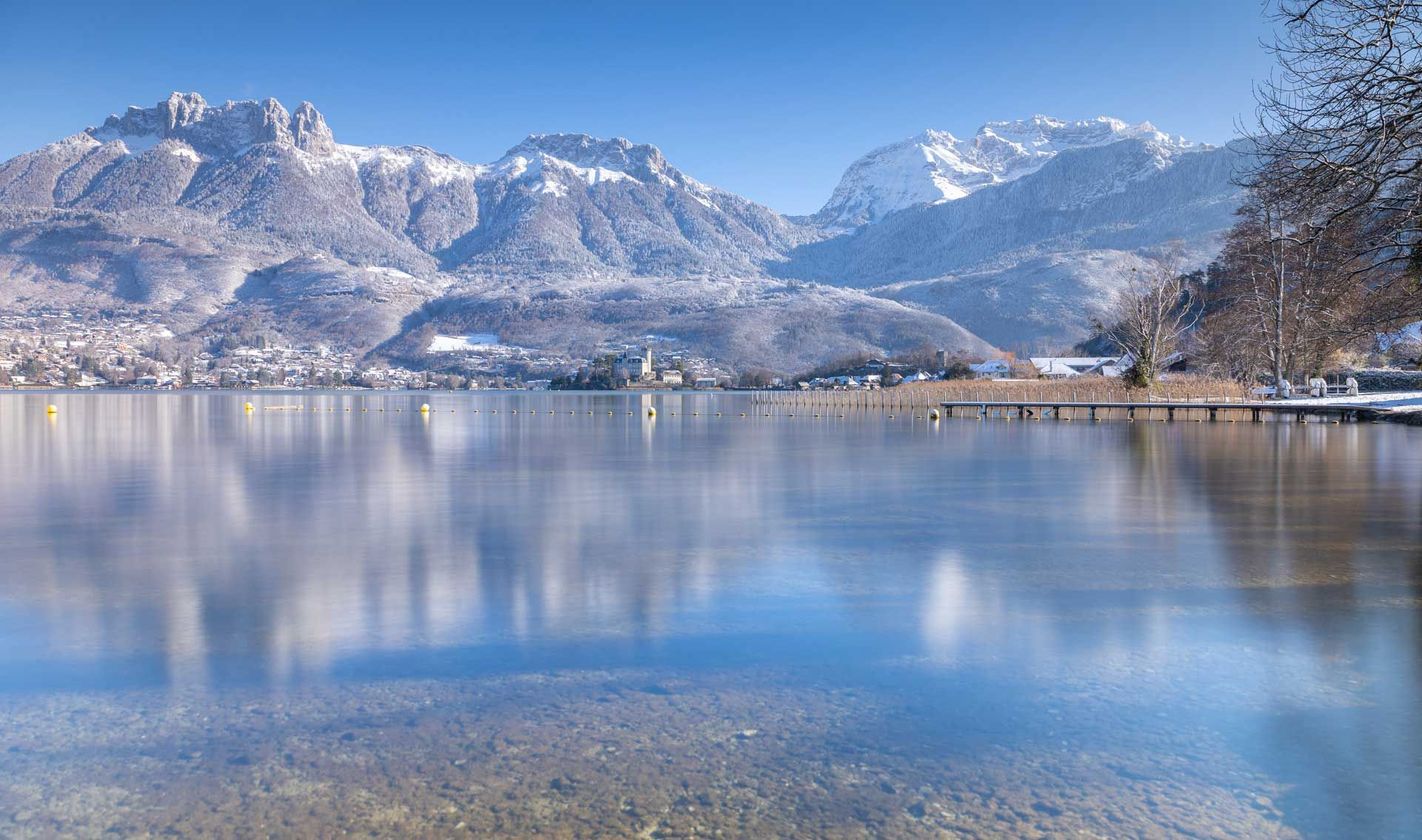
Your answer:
[751,376,1251,412]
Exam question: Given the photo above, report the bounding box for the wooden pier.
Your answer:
[936,399,1388,423]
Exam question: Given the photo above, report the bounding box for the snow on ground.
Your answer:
[428,334,501,352]
[102,133,163,154]
[1285,391,1422,409]
[341,145,479,186]
[364,265,415,279]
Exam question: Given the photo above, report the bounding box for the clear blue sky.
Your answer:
[0,0,1276,214]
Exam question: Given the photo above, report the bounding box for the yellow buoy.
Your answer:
[243,402,253,413]
[420,403,430,413]
[46,404,58,415]
[929,409,941,421]
[647,407,657,418]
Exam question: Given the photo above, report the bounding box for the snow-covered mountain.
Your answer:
[0,93,1245,365]
[0,92,993,366]
[789,122,1242,349]
[816,116,1200,227]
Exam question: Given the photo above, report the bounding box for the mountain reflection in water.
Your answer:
[0,392,1418,838]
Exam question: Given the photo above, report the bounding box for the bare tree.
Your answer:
[1229,0,1422,387]
[1203,186,1411,387]
[1253,0,1422,272]
[1098,246,1197,388]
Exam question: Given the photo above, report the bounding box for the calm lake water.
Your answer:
[1,391,1419,838]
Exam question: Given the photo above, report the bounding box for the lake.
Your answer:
[1,391,1419,837]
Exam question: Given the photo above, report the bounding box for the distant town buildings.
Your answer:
[6,307,1209,394]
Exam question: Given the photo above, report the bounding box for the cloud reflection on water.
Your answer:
[0,393,1417,696]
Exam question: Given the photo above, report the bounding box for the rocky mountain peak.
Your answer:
[160,91,208,130]
[87,92,343,156]
[98,91,207,139]
[291,101,335,155]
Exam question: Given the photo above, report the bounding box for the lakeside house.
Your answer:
[1030,353,1187,379]
[1030,356,1123,378]
[969,360,1013,379]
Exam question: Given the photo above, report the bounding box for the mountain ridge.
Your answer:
[814,115,1205,227]
[0,92,1244,367]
